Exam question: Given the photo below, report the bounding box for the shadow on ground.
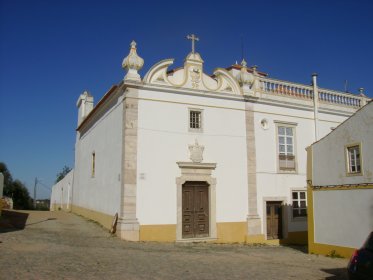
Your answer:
[282,244,308,253]
[0,210,30,233]
[0,210,57,233]
[322,268,348,280]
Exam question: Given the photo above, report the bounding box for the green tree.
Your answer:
[0,162,33,209]
[55,165,72,183]
[8,180,33,209]
[0,162,13,189]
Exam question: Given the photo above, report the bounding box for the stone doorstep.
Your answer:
[176,237,218,243]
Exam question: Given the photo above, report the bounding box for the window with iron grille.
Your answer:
[347,145,362,174]
[189,110,202,132]
[292,190,307,218]
[278,126,296,171]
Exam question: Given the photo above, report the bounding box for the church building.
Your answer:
[51,35,369,244]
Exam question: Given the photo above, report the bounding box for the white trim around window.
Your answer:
[345,143,363,176]
[291,189,307,220]
[275,121,297,173]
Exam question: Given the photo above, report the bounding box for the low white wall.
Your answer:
[314,188,373,248]
[50,170,74,211]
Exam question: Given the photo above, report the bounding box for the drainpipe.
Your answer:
[312,73,319,141]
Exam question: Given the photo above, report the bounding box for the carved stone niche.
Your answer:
[175,162,217,241]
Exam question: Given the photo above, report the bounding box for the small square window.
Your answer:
[189,109,203,132]
[346,144,362,175]
[292,190,307,218]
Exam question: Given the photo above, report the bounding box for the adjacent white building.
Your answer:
[50,170,74,211]
[307,100,373,257]
[51,37,370,244]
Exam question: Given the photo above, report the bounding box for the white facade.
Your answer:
[136,89,249,225]
[308,101,373,257]
[52,40,370,243]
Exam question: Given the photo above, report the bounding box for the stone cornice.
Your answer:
[177,162,217,170]
[128,81,357,116]
[126,81,246,102]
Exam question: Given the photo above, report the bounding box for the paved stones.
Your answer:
[0,211,348,279]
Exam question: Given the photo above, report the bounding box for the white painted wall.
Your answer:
[50,170,74,211]
[136,89,248,225]
[254,102,349,235]
[134,86,354,232]
[313,102,373,186]
[314,189,373,248]
[317,111,349,139]
[73,91,123,216]
[255,106,311,235]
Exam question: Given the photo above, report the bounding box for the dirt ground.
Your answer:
[0,210,348,280]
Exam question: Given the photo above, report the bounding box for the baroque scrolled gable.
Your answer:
[120,38,369,107]
[143,51,243,95]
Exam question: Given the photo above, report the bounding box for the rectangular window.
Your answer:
[92,152,95,177]
[189,109,203,132]
[347,145,362,174]
[292,191,307,218]
[278,126,296,171]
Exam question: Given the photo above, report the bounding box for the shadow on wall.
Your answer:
[371,204,373,230]
[321,268,348,280]
[277,204,308,248]
[0,210,29,233]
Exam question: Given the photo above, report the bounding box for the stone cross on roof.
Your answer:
[186,34,199,54]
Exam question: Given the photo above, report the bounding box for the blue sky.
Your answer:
[1,0,372,199]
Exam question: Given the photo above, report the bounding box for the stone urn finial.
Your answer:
[241,58,247,67]
[237,58,254,89]
[122,40,144,82]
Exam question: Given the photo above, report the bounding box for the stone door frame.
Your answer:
[266,201,283,240]
[176,162,217,241]
[262,197,287,240]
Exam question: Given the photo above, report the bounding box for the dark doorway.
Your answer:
[182,181,209,238]
[266,201,283,239]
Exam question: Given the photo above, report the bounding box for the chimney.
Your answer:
[76,91,94,126]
